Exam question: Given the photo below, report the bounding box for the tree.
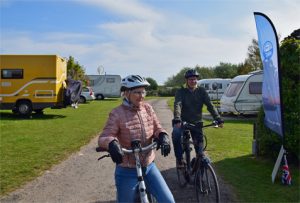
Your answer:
[67,56,86,82]
[195,65,215,79]
[237,62,253,75]
[214,62,238,78]
[244,39,262,71]
[164,67,191,87]
[146,77,158,90]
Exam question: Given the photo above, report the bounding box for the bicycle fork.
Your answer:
[134,152,149,203]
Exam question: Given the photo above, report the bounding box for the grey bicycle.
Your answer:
[176,121,220,203]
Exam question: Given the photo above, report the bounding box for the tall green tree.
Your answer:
[67,56,86,82]
[237,62,253,75]
[214,62,238,78]
[146,77,158,90]
[164,67,191,87]
[245,39,262,71]
[195,65,215,79]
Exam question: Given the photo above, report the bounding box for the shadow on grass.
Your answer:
[0,112,66,120]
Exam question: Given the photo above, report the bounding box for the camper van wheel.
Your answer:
[17,101,32,116]
[79,96,86,103]
[96,94,104,100]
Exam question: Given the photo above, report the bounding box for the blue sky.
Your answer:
[1,0,299,84]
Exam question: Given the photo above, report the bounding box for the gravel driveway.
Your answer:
[1,99,237,203]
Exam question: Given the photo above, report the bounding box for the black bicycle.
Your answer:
[96,140,157,203]
[176,121,220,203]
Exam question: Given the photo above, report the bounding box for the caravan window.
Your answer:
[217,83,222,89]
[224,82,243,97]
[199,83,209,90]
[1,69,23,79]
[89,80,95,86]
[106,78,115,83]
[249,82,262,94]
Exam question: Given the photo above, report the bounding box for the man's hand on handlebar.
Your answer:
[157,132,171,157]
[172,118,181,128]
[108,140,124,164]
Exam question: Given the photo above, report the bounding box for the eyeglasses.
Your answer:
[187,78,198,81]
[131,90,147,97]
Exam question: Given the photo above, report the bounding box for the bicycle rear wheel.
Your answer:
[195,163,220,203]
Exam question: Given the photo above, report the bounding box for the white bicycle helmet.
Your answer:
[121,75,150,91]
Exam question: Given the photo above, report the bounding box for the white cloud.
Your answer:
[77,0,163,22]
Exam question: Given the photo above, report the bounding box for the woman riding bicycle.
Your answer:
[98,75,175,203]
[172,69,224,168]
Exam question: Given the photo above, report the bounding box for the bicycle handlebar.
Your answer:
[182,121,219,131]
[96,141,157,156]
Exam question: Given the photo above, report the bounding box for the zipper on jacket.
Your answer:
[137,110,146,145]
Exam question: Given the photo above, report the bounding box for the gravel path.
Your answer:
[1,99,237,203]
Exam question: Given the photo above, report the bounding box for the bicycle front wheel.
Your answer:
[176,163,188,188]
[195,163,220,203]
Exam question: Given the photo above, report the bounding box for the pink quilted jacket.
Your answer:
[98,101,167,168]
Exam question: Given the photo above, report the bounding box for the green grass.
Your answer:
[167,97,299,202]
[0,99,120,195]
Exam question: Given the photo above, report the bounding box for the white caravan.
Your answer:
[198,78,231,100]
[87,75,121,100]
[220,70,263,115]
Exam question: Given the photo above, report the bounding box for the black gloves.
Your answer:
[214,118,224,125]
[108,140,124,164]
[172,118,181,127]
[157,132,171,157]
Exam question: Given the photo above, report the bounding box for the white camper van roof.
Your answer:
[231,70,263,82]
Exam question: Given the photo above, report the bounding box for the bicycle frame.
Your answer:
[97,140,157,203]
[182,122,216,176]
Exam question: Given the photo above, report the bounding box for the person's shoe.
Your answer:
[176,158,185,169]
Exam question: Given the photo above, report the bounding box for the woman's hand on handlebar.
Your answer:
[108,140,124,164]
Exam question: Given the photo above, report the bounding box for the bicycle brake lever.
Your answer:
[98,154,110,160]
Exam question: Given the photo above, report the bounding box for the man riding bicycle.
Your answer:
[172,69,224,168]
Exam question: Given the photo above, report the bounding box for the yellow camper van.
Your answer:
[0,55,67,115]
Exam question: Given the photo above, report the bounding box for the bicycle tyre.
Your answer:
[195,163,220,203]
[176,162,188,188]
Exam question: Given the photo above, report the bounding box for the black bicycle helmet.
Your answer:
[184,69,199,79]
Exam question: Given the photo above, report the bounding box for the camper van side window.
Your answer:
[89,80,95,86]
[249,82,262,94]
[1,69,23,79]
[204,84,209,90]
[106,78,115,83]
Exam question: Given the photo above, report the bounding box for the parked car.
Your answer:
[79,87,95,103]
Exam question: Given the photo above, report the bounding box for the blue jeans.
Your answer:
[172,126,204,160]
[115,162,175,203]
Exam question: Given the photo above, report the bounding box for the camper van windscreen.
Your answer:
[225,82,243,97]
